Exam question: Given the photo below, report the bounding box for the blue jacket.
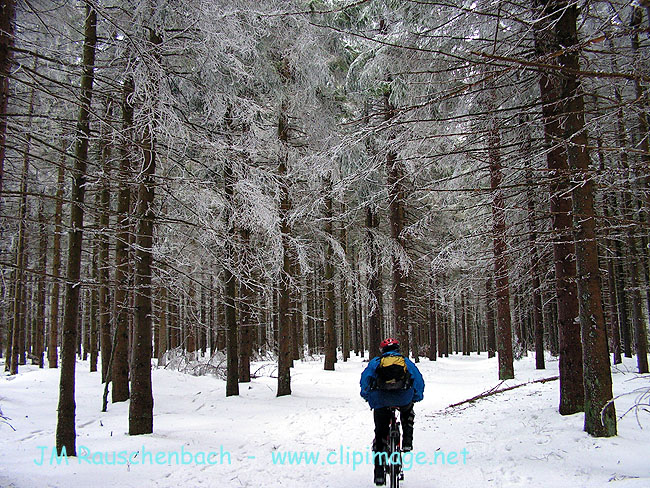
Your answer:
[360,351,425,409]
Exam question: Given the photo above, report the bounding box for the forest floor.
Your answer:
[1,352,649,487]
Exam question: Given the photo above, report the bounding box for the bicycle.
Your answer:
[377,406,404,488]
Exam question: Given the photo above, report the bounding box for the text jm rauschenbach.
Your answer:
[34,445,469,469]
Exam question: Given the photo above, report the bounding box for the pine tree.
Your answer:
[56,0,96,456]
[533,0,584,415]
[112,76,133,403]
[0,0,16,195]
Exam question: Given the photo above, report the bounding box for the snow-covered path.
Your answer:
[1,354,648,487]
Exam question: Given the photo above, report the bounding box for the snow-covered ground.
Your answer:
[1,353,648,487]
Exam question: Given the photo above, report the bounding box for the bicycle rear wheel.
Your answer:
[388,424,401,487]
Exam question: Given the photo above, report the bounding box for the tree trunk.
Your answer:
[98,101,112,382]
[488,117,514,380]
[307,274,315,356]
[566,77,617,438]
[357,280,362,358]
[592,102,622,367]
[56,1,96,456]
[454,299,460,354]
[351,247,360,357]
[568,118,617,434]
[21,272,30,365]
[290,259,300,363]
[523,142,545,370]
[170,295,179,350]
[438,309,444,357]
[238,228,253,383]
[35,198,47,368]
[0,288,5,360]
[128,26,161,433]
[548,297,559,357]
[199,288,205,356]
[410,278,419,362]
[186,282,196,359]
[603,188,623,366]
[384,93,409,357]
[627,7,650,375]
[237,285,253,382]
[609,61,633,360]
[89,193,100,374]
[272,280,278,353]
[208,275,215,353]
[157,287,167,365]
[9,89,34,374]
[624,234,650,374]
[112,75,134,403]
[82,290,90,361]
[277,190,293,395]
[533,0,584,414]
[537,0,616,435]
[428,278,437,361]
[605,233,622,366]
[295,280,304,360]
[620,152,649,373]
[276,106,292,397]
[324,190,336,371]
[461,291,468,356]
[0,0,16,195]
[18,250,28,366]
[89,263,97,372]
[224,154,239,396]
[615,255,631,351]
[340,223,350,362]
[49,155,65,369]
[444,303,450,358]
[128,117,156,435]
[630,6,650,222]
[366,206,381,359]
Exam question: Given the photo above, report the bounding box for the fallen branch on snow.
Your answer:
[0,405,16,432]
[445,376,559,409]
[603,384,650,429]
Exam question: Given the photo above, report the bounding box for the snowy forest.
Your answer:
[1,0,649,487]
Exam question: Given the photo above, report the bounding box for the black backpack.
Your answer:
[375,354,411,390]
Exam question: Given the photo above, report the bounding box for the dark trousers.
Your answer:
[373,403,415,454]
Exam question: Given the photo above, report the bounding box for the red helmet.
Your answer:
[380,338,400,353]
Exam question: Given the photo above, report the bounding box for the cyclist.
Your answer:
[360,338,425,486]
